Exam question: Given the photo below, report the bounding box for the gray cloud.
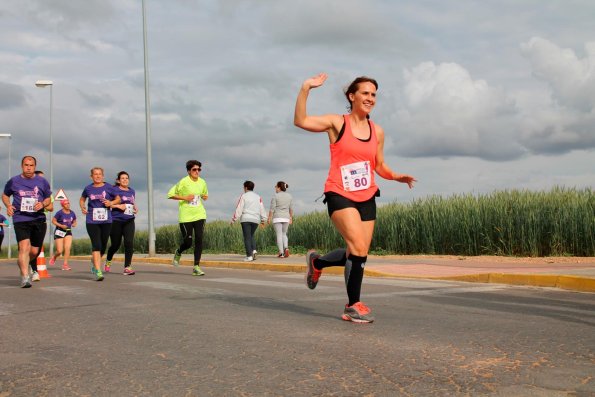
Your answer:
[522,37,595,112]
[393,62,525,161]
[0,83,27,109]
[1,1,594,234]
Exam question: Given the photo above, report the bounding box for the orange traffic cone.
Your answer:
[37,249,52,278]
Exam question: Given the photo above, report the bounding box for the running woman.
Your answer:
[49,199,77,270]
[294,73,416,323]
[267,181,293,258]
[105,171,137,275]
[167,160,208,276]
[2,156,52,287]
[80,167,120,281]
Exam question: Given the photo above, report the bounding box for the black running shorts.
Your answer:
[323,190,379,221]
[14,220,47,246]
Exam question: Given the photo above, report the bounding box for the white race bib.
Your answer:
[92,208,108,221]
[55,229,67,238]
[124,204,134,216]
[189,195,200,207]
[20,197,36,212]
[340,161,371,192]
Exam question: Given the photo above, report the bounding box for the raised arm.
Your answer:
[294,73,342,134]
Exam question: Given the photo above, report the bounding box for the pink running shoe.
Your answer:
[305,250,322,289]
[342,302,375,323]
[123,267,136,275]
[62,264,72,271]
[49,257,56,266]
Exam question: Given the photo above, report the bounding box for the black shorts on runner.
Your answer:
[54,228,73,240]
[323,190,380,221]
[14,220,47,246]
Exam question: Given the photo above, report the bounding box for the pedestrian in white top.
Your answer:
[267,181,293,258]
[231,181,267,261]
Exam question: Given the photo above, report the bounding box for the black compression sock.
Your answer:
[29,258,38,272]
[345,254,367,306]
[314,248,347,270]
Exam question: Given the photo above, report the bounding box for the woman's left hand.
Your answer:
[395,174,417,189]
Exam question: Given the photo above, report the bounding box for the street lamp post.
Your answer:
[142,0,156,256]
[0,133,12,258]
[35,80,54,257]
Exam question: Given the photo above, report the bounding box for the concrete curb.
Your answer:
[364,270,595,293]
[64,255,595,294]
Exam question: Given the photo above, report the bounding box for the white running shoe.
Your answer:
[21,276,32,288]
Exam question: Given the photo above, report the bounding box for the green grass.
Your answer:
[2,187,592,258]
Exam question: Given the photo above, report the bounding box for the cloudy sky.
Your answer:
[1,0,594,237]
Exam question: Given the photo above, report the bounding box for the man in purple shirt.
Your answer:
[2,156,52,288]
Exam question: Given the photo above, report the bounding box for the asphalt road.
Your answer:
[1,260,594,396]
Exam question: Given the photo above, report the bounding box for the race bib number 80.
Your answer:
[341,161,371,192]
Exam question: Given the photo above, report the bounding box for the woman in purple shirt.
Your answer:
[79,167,120,281]
[49,199,77,271]
[105,171,138,275]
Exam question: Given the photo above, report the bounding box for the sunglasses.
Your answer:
[190,167,201,171]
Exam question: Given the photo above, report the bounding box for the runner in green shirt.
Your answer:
[167,160,208,276]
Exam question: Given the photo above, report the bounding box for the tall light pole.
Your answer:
[0,133,11,259]
[35,80,54,256]
[142,0,156,256]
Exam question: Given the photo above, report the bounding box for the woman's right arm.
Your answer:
[294,73,342,133]
[167,182,192,202]
[79,197,88,215]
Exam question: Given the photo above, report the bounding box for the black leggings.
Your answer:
[178,219,205,265]
[241,222,258,257]
[106,219,135,266]
[86,223,112,255]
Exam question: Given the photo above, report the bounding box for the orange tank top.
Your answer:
[324,115,378,202]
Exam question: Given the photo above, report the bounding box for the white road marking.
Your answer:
[41,286,88,295]
[131,281,228,295]
[0,302,15,316]
[203,277,339,290]
[301,284,509,302]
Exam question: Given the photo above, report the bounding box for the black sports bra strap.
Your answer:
[335,122,346,143]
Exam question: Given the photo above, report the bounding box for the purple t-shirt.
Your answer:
[3,174,52,223]
[54,209,77,230]
[111,186,136,222]
[81,183,118,224]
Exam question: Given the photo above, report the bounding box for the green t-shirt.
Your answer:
[167,176,209,223]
